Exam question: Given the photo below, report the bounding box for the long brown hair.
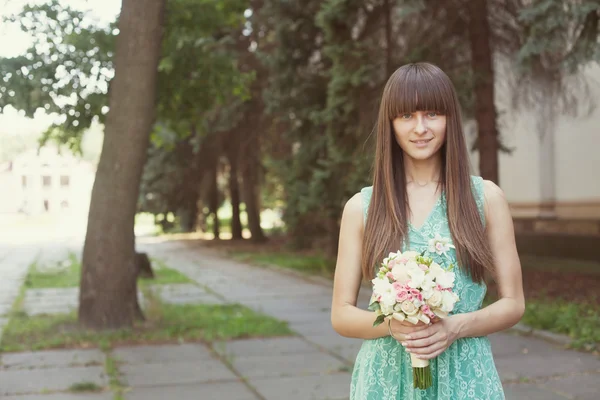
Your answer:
[361,62,494,283]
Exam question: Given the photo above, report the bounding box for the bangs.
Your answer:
[386,65,452,118]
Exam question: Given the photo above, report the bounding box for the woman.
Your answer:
[331,62,525,399]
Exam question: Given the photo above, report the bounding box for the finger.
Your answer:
[409,345,447,360]
[392,324,429,335]
[403,331,444,349]
[403,324,439,340]
[405,339,445,355]
[391,320,429,331]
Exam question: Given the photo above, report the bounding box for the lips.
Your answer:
[411,139,433,144]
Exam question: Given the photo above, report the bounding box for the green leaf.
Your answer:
[373,314,385,327]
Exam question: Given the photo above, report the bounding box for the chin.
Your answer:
[404,151,439,161]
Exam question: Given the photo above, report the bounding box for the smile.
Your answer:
[411,139,433,144]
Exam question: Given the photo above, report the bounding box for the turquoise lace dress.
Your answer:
[350,176,505,399]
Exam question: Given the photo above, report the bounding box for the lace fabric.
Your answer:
[351,176,505,399]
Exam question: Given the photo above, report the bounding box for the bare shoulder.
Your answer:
[342,192,364,227]
[482,180,510,222]
[345,192,364,213]
[483,179,506,205]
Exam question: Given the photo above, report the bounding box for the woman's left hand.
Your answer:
[400,315,463,359]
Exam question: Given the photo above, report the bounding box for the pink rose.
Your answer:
[393,282,410,302]
[421,305,436,318]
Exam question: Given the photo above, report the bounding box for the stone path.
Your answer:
[0,246,39,343]
[22,284,224,316]
[1,238,599,399]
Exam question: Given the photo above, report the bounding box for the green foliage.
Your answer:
[68,382,102,393]
[516,0,599,73]
[230,250,335,278]
[24,252,82,289]
[156,0,254,131]
[522,299,600,351]
[0,302,293,353]
[24,253,191,289]
[0,0,116,152]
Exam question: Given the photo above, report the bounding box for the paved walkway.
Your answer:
[0,237,599,399]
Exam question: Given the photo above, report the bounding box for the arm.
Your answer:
[330,193,389,339]
[402,180,525,358]
[453,180,525,338]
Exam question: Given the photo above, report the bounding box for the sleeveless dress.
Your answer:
[350,176,505,400]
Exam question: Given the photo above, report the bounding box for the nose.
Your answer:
[414,113,427,134]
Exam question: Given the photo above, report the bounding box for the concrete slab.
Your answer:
[0,366,107,395]
[112,343,213,365]
[120,359,237,387]
[0,349,105,370]
[249,373,351,400]
[214,337,318,358]
[4,394,113,400]
[231,352,347,379]
[541,374,600,399]
[490,332,566,357]
[503,383,571,399]
[124,381,258,400]
[495,352,600,381]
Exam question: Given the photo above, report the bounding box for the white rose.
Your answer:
[436,271,455,289]
[379,292,396,315]
[441,291,458,312]
[421,275,436,292]
[401,251,420,260]
[427,263,444,280]
[400,300,418,316]
[372,277,393,296]
[391,264,410,283]
[407,264,425,288]
[427,290,443,307]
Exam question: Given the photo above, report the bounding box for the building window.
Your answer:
[60,175,70,187]
[22,176,27,188]
[42,176,52,187]
[43,199,49,211]
[61,200,69,209]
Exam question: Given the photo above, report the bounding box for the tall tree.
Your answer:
[468,0,500,183]
[78,0,165,329]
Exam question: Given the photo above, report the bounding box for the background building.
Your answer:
[469,64,600,222]
[0,146,95,217]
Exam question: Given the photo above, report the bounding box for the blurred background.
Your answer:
[0,0,598,399]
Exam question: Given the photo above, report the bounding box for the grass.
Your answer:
[105,353,125,400]
[521,299,600,351]
[138,258,193,287]
[24,253,192,289]
[0,290,293,353]
[68,382,102,392]
[230,250,335,278]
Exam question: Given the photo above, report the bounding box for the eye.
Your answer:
[400,113,412,119]
[427,111,438,117]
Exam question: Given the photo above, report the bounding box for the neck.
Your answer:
[403,154,443,185]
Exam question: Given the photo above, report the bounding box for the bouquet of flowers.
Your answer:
[368,249,460,389]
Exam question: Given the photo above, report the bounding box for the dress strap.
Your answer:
[470,176,486,226]
[360,186,373,225]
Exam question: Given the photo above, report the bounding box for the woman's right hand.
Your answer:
[387,317,430,342]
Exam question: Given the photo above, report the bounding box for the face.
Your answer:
[392,111,447,161]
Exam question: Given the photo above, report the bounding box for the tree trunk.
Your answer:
[209,166,221,239]
[78,0,165,329]
[384,0,393,77]
[227,149,243,240]
[468,0,499,184]
[242,159,266,243]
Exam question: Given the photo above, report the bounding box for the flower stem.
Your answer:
[413,366,432,389]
